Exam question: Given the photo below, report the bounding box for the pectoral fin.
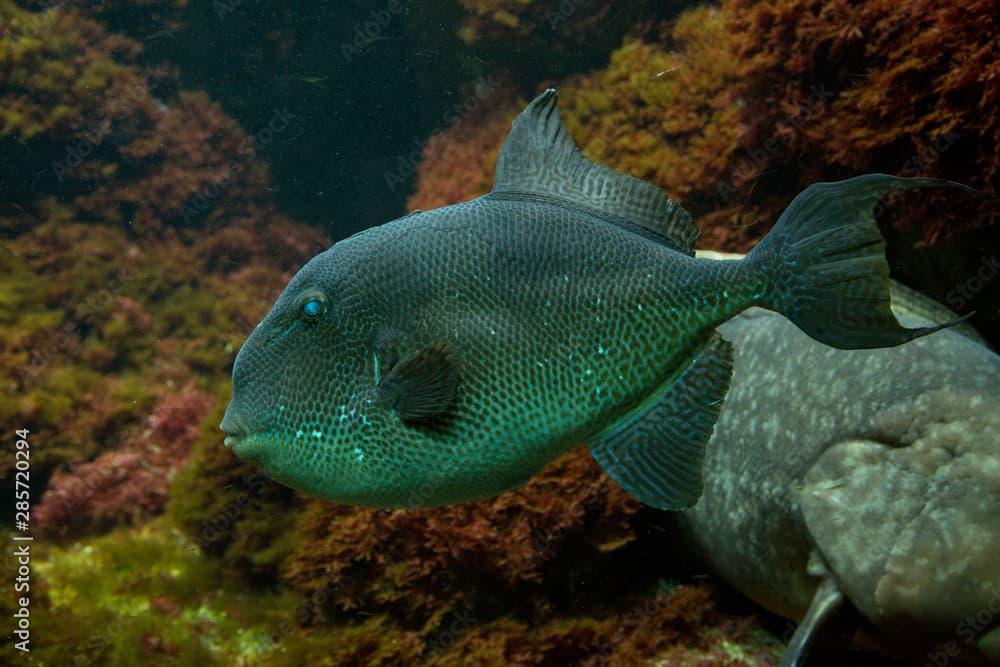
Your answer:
[373,329,408,385]
[376,340,459,422]
[780,577,859,667]
[588,333,732,510]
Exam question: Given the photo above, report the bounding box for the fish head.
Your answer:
[220,246,383,500]
[797,387,1000,663]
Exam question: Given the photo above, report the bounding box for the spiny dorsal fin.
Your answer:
[492,88,698,255]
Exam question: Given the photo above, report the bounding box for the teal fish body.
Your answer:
[226,195,737,507]
[221,89,961,509]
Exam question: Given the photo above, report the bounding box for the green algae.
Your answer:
[167,394,303,579]
[28,519,307,667]
[13,520,426,667]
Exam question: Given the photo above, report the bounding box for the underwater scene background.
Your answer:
[1,0,998,665]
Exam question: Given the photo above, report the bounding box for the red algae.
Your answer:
[34,385,215,539]
[410,1,998,251]
[0,0,329,482]
[284,447,640,620]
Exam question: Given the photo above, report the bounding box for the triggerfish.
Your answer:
[220,89,968,510]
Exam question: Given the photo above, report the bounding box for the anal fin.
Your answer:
[588,333,733,510]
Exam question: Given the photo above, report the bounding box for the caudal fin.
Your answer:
[747,174,975,349]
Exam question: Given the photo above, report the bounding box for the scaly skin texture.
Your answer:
[222,193,753,508]
[674,277,1000,666]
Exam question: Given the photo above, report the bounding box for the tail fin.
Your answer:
[747,174,976,349]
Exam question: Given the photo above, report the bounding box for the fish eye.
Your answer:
[296,289,329,321]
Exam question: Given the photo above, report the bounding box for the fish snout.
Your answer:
[219,403,248,448]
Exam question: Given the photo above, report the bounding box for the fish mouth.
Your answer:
[219,406,247,448]
[219,404,274,466]
[221,427,253,459]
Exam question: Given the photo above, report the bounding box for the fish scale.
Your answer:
[221,89,967,510]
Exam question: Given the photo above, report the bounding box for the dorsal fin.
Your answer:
[492,88,698,255]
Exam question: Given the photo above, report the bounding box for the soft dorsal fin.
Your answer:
[492,88,698,255]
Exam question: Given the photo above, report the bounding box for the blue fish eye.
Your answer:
[297,290,329,321]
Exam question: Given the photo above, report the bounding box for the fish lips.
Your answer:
[220,427,253,460]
